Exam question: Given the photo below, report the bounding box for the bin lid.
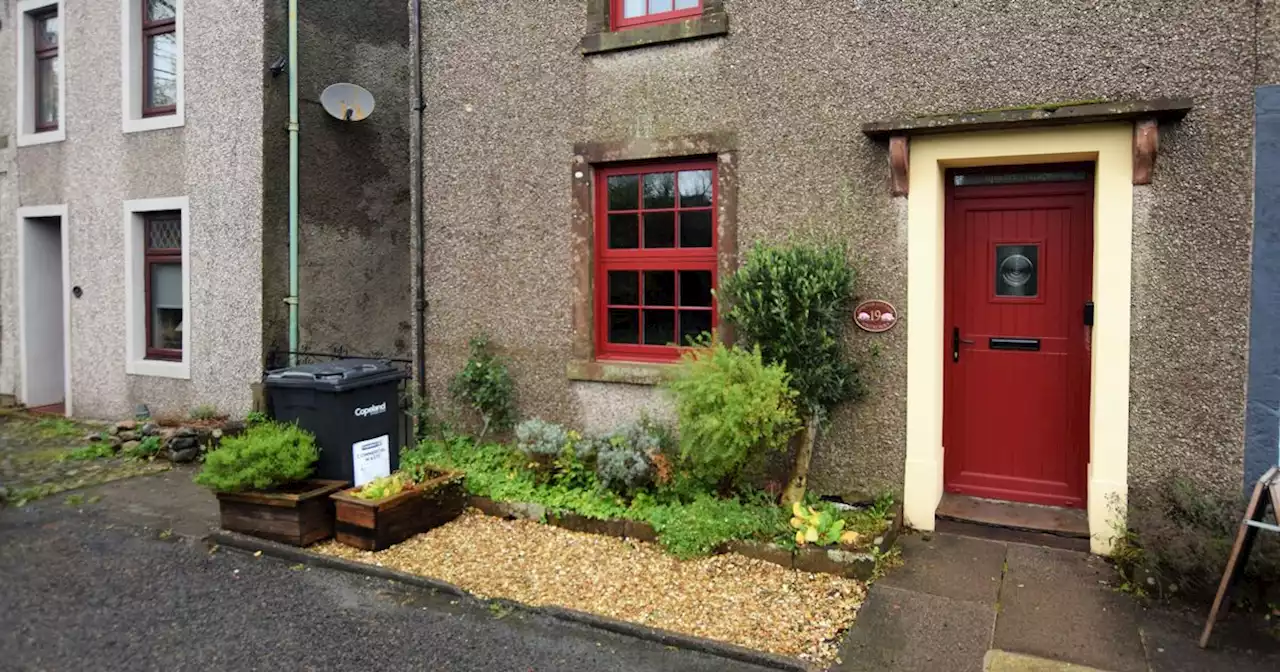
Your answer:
[263,358,407,392]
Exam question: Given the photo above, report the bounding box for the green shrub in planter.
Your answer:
[194,422,318,493]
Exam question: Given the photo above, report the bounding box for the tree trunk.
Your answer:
[781,413,820,507]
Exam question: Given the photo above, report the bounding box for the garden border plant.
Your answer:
[401,434,899,575]
[719,242,864,506]
[450,334,516,441]
[330,464,466,552]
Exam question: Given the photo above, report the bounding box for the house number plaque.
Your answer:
[854,300,898,333]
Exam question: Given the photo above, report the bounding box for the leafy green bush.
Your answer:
[123,436,164,460]
[245,410,269,426]
[592,422,666,496]
[193,422,317,493]
[647,494,790,559]
[354,472,410,501]
[595,438,654,496]
[719,242,862,505]
[450,335,516,440]
[515,419,570,465]
[664,341,800,486]
[790,501,859,546]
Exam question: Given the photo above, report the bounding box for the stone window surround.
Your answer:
[569,133,738,385]
[581,0,728,55]
[121,0,185,133]
[15,0,66,147]
[124,196,191,380]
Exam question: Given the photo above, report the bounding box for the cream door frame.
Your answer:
[901,123,1134,554]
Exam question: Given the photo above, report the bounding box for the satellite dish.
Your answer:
[320,83,375,121]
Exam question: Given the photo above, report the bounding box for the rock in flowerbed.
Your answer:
[102,417,248,463]
[313,510,866,664]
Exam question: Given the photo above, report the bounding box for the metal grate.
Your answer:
[146,214,181,250]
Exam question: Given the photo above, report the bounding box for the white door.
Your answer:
[18,208,69,410]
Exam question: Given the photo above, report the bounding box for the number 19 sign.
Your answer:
[854,300,898,333]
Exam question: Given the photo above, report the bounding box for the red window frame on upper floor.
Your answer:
[595,159,718,363]
[611,0,703,30]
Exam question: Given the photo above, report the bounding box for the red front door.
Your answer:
[943,173,1093,509]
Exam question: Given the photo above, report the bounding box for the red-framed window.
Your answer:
[142,0,177,117]
[31,8,59,132]
[595,160,717,362]
[143,212,183,361]
[612,0,702,30]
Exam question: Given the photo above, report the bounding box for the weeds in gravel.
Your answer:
[64,444,116,461]
[34,417,85,439]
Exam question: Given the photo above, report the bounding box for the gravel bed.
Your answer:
[314,510,865,664]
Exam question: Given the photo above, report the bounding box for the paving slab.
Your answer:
[994,544,1147,672]
[1139,606,1280,672]
[984,650,1107,671]
[835,583,994,672]
[879,532,1008,604]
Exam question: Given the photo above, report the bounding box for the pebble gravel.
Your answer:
[315,510,866,664]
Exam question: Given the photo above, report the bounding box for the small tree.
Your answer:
[449,335,516,441]
[719,242,863,506]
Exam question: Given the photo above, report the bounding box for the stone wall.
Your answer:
[417,1,1263,498]
[261,0,412,365]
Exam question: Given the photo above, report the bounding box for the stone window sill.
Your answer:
[566,360,677,386]
[580,11,728,56]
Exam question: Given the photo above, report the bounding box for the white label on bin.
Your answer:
[354,402,388,417]
[352,435,391,486]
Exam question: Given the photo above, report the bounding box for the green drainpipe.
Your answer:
[286,0,300,366]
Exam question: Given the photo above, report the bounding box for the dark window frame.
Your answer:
[611,0,703,30]
[141,1,177,118]
[594,159,718,363]
[31,7,59,132]
[143,211,183,361]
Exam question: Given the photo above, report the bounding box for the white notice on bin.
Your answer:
[352,435,391,486]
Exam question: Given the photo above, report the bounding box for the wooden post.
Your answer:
[1199,466,1280,648]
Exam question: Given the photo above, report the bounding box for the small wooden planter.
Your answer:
[332,469,465,551]
[215,479,347,547]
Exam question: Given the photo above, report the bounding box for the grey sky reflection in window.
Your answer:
[996,245,1038,297]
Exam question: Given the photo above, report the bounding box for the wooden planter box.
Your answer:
[332,469,465,551]
[215,479,347,547]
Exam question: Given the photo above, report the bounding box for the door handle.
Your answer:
[952,327,975,362]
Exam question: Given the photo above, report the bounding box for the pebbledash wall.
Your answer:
[417,1,1269,540]
[260,0,412,364]
[0,7,16,404]
[0,0,266,418]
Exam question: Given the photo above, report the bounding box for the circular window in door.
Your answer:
[995,245,1039,297]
